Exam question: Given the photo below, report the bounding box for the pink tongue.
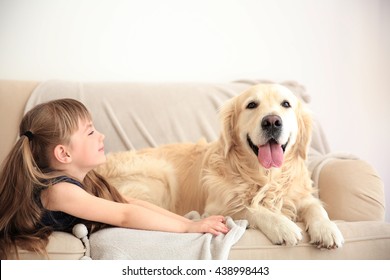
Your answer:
[258,142,284,169]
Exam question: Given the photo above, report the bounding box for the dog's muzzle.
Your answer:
[246,115,291,168]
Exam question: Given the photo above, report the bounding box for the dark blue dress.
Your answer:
[36,176,85,232]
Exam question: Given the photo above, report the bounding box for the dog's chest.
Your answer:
[244,178,298,220]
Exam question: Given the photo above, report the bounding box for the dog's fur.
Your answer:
[97,83,344,248]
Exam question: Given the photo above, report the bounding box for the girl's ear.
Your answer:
[53,145,72,163]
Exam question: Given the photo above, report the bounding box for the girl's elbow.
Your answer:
[115,210,134,228]
[113,211,130,228]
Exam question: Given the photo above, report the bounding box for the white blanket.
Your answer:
[88,212,248,260]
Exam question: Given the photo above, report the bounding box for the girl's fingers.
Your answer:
[212,222,229,234]
[199,215,229,235]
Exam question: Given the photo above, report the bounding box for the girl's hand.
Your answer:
[186,215,229,235]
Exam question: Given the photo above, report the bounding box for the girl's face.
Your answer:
[68,118,106,171]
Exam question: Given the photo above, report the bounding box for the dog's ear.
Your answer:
[219,98,238,157]
[294,101,312,159]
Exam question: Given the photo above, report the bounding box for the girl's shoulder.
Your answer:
[36,175,83,206]
[40,176,89,211]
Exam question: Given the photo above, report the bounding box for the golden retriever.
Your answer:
[97,83,344,248]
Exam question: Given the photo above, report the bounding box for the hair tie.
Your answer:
[23,131,34,142]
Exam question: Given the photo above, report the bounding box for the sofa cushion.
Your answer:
[229,221,390,259]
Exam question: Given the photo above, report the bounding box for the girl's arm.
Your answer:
[41,182,228,235]
[125,197,193,223]
[126,197,229,235]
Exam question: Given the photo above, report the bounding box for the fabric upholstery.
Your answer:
[319,159,385,221]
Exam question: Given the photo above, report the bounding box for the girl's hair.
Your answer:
[0,98,126,259]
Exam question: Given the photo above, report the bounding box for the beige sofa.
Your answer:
[1,79,389,260]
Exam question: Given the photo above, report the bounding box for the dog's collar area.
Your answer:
[246,134,289,156]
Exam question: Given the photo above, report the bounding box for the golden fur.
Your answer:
[97,83,344,248]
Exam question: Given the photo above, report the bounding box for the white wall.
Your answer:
[1,0,389,221]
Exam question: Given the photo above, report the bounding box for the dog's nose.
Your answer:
[261,115,282,136]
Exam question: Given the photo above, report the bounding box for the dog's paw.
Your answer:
[263,216,303,246]
[308,220,344,249]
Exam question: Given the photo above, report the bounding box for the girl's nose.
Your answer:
[98,131,105,140]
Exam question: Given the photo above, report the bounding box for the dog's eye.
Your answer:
[246,101,258,109]
[281,100,291,108]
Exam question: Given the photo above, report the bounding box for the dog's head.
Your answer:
[220,83,312,169]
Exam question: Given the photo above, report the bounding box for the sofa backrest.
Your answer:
[0,79,329,165]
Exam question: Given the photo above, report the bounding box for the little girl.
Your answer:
[0,98,228,259]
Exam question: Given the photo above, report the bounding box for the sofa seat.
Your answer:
[12,221,390,260]
[229,221,390,260]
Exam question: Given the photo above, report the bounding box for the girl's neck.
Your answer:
[46,167,87,182]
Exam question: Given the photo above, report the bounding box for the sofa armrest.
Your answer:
[0,80,38,165]
[318,158,385,222]
[11,231,86,260]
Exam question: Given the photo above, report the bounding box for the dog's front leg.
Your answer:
[299,197,344,249]
[247,206,303,246]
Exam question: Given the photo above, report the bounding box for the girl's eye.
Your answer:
[88,131,95,136]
